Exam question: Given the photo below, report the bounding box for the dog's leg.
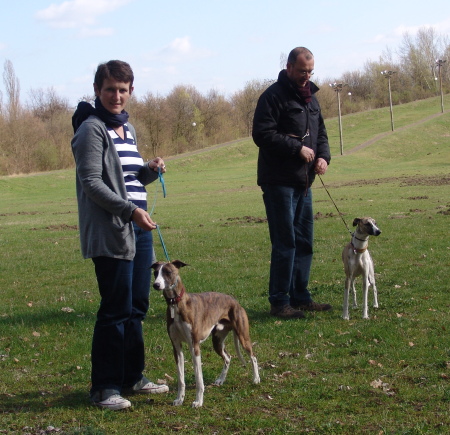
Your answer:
[189,342,204,408]
[172,341,185,406]
[343,276,351,320]
[369,262,379,309]
[362,272,370,319]
[212,327,232,386]
[233,317,261,384]
[250,355,261,384]
[351,278,358,308]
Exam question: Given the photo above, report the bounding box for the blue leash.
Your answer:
[149,166,170,261]
[156,225,170,262]
[158,166,167,198]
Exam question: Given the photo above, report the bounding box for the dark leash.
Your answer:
[317,174,353,236]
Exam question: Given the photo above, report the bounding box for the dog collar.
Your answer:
[167,286,184,305]
[352,233,368,243]
[351,241,367,254]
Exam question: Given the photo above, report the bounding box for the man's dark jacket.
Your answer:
[252,69,331,188]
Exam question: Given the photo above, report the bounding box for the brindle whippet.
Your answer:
[151,260,260,408]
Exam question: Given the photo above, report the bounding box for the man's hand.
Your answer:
[300,146,315,163]
[132,208,157,231]
[314,158,328,175]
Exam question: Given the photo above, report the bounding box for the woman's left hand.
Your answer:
[132,208,157,231]
[149,157,166,173]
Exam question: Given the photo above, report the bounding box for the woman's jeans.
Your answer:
[261,184,314,307]
[90,223,153,397]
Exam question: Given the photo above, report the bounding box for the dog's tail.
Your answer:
[233,332,247,366]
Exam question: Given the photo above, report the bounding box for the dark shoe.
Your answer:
[295,301,332,312]
[270,304,305,319]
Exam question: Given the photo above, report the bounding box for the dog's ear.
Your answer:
[150,261,163,270]
[353,218,361,227]
[171,260,188,269]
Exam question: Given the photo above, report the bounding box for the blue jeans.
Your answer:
[261,184,314,307]
[90,223,153,397]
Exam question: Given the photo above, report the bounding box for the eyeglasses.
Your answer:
[299,70,314,77]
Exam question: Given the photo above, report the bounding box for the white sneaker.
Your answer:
[93,394,131,410]
[135,381,169,394]
[123,376,170,395]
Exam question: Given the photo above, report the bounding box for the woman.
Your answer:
[71,60,168,410]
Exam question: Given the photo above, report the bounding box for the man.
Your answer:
[252,47,332,319]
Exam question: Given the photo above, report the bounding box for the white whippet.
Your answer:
[342,217,381,320]
[151,260,260,408]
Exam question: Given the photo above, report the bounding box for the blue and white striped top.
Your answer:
[108,124,147,210]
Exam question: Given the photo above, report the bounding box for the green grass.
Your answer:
[0,96,449,434]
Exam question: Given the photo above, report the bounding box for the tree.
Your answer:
[231,79,273,137]
[28,87,70,124]
[3,59,21,120]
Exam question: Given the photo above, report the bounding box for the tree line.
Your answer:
[0,27,448,176]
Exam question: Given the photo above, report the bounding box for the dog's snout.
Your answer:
[374,229,381,236]
[153,282,162,290]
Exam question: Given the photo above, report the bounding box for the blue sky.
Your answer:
[1,0,450,107]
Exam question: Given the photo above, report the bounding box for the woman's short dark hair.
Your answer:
[94,60,134,91]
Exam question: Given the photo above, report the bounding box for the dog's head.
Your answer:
[353,217,381,236]
[151,260,188,292]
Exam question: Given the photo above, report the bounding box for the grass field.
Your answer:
[0,95,449,434]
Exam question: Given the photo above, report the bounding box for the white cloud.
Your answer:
[78,27,115,38]
[35,0,132,29]
[151,36,214,64]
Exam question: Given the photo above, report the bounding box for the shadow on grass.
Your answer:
[1,390,90,413]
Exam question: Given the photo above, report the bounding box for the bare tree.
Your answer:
[3,59,21,120]
[231,79,274,137]
[28,87,70,125]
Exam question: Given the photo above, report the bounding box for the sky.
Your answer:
[1,0,450,107]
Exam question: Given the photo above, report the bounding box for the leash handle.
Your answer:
[317,174,353,236]
[158,166,167,198]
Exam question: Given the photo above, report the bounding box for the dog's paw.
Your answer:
[213,378,225,386]
[173,399,184,406]
[192,400,203,408]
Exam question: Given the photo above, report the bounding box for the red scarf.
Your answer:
[296,81,312,104]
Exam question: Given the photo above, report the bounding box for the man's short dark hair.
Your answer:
[287,47,314,65]
[94,60,134,91]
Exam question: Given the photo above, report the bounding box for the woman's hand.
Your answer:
[132,208,157,231]
[149,157,166,173]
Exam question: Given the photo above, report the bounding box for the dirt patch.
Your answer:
[30,224,78,231]
[325,175,449,188]
[220,212,341,225]
[0,211,41,217]
[220,216,267,226]
[45,224,78,231]
[314,212,339,220]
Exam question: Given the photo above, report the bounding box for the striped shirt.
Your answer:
[108,124,147,210]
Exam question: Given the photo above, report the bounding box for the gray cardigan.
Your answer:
[71,116,158,260]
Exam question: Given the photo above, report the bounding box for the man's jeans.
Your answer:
[90,223,153,397]
[262,184,314,307]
